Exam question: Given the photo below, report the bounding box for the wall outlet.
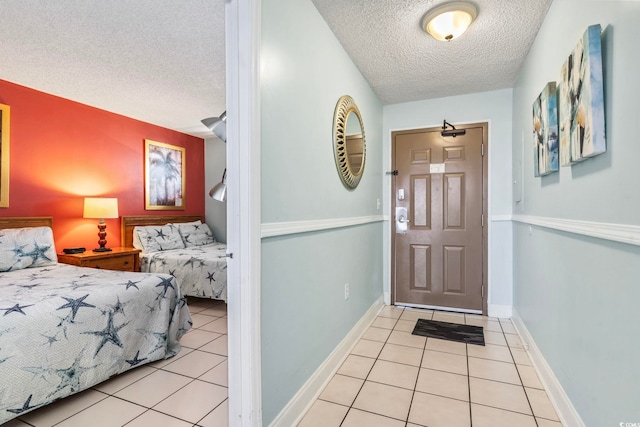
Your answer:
[344,283,350,300]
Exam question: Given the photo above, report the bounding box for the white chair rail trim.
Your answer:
[261,215,385,238]
[512,214,640,247]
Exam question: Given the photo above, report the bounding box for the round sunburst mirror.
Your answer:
[333,95,366,189]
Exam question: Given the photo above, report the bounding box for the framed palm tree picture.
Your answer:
[145,140,186,210]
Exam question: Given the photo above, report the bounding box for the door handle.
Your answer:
[395,207,409,234]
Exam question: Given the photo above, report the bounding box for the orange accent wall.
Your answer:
[0,79,205,250]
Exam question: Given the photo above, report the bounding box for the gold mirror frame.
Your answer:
[0,103,10,208]
[333,95,366,189]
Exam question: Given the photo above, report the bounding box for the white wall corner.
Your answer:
[487,304,512,318]
[511,309,586,427]
[225,0,262,424]
[383,291,391,305]
[268,296,384,427]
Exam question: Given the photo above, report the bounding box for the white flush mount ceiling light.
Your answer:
[422,1,478,41]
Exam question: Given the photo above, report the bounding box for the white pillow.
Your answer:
[134,224,185,252]
[0,226,58,272]
[177,222,215,247]
[132,226,144,250]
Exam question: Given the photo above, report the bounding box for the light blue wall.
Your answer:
[512,0,640,425]
[204,136,227,243]
[261,5,382,223]
[513,0,640,223]
[383,90,514,310]
[261,0,383,423]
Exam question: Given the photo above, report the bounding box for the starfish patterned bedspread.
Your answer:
[0,264,192,424]
[139,243,227,301]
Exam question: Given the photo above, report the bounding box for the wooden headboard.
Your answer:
[121,215,205,248]
[0,217,53,230]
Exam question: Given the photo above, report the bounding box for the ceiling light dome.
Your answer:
[422,1,478,42]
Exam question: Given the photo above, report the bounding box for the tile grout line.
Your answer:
[409,314,555,420]
[188,300,230,427]
[108,377,199,422]
[465,313,474,427]
[465,312,549,424]
[404,310,430,427]
[37,386,130,426]
[32,390,112,427]
[102,303,228,426]
[113,364,227,424]
[23,299,226,427]
[123,407,192,427]
[336,307,401,427]
[360,340,532,389]
[310,307,547,427]
[193,397,228,426]
[503,318,540,427]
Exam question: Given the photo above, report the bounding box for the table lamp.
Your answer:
[83,197,119,252]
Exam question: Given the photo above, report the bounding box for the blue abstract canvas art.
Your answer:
[533,82,559,176]
[560,24,606,166]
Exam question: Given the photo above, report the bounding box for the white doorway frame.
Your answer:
[226,0,262,425]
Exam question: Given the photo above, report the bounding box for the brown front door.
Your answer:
[392,123,487,313]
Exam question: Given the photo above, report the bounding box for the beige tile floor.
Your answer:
[299,305,563,427]
[3,298,228,427]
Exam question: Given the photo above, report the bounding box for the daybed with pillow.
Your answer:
[121,215,227,301]
[0,217,192,424]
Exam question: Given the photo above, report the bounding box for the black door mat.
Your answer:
[411,318,485,346]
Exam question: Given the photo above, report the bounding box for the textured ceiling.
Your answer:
[0,0,225,138]
[311,0,553,103]
[0,1,551,138]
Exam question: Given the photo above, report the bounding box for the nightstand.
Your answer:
[57,247,141,272]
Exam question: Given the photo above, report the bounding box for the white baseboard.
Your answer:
[268,296,385,427]
[511,309,585,427]
[488,304,512,318]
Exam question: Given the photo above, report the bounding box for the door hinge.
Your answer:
[481,143,484,157]
[481,286,484,298]
[386,170,399,176]
[481,214,484,228]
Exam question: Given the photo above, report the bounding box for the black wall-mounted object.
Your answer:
[441,120,466,137]
[63,247,86,254]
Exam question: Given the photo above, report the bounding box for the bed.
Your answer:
[121,215,227,301]
[0,217,192,424]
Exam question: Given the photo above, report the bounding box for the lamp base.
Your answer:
[94,222,111,253]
